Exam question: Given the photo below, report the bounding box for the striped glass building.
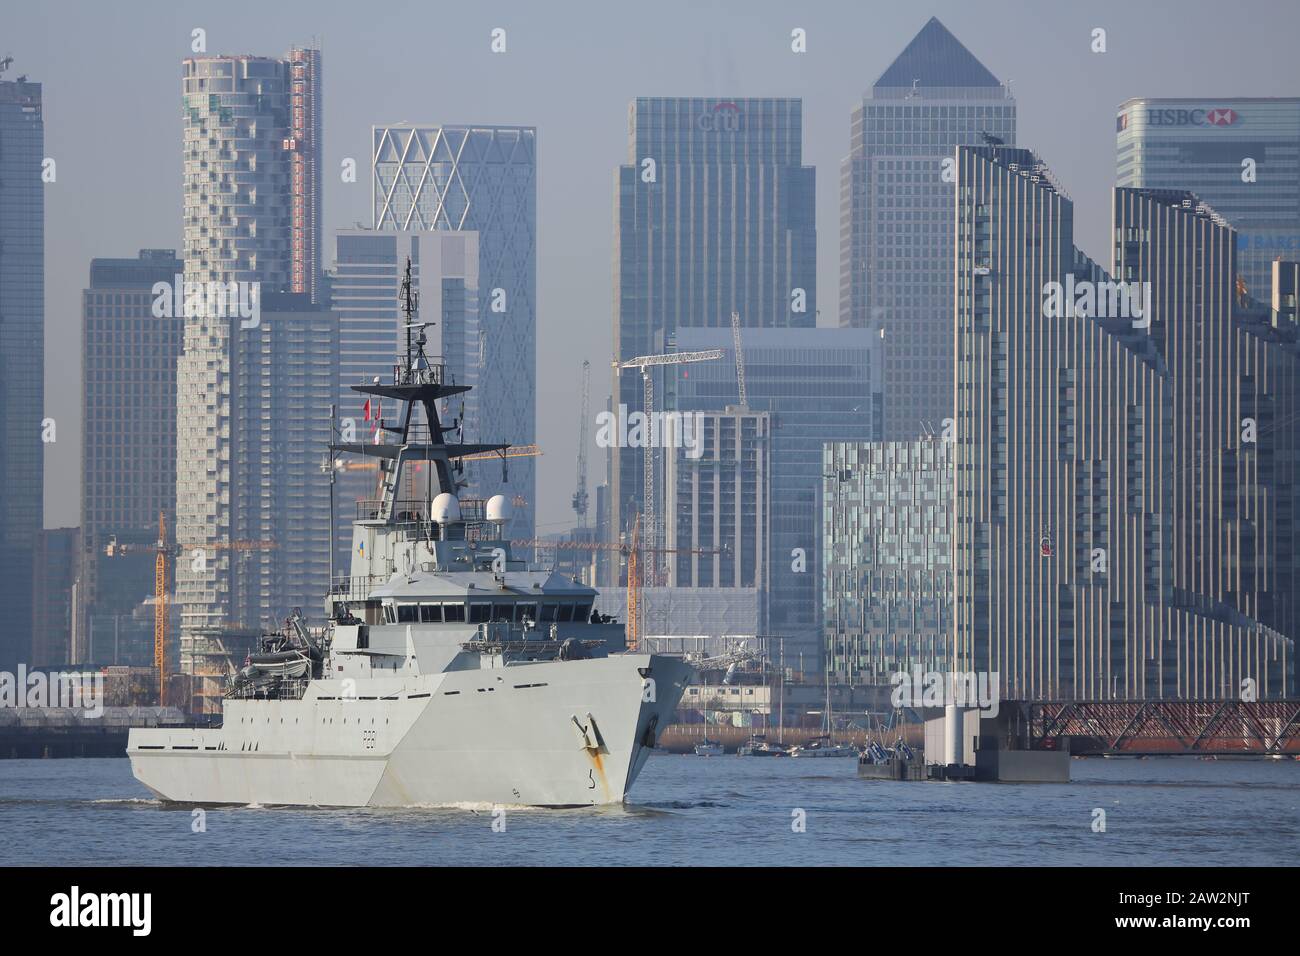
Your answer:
[954,145,1296,700]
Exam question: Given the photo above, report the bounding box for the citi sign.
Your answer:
[697,102,743,132]
[1140,107,1241,128]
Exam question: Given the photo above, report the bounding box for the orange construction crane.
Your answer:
[513,517,724,653]
[155,511,167,706]
[111,524,275,708]
[627,515,640,651]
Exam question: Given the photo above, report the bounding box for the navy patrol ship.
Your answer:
[128,263,689,807]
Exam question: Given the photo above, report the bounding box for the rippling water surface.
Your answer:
[1,755,1297,866]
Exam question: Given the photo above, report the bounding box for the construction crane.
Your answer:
[104,514,275,706]
[155,511,167,706]
[729,311,748,407]
[515,517,725,652]
[614,348,724,582]
[572,360,591,526]
[627,515,641,651]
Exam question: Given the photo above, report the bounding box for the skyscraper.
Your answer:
[230,294,336,632]
[954,145,1296,700]
[670,327,881,669]
[79,249,183,666]
[1116,97,1300,300]
[175,48,323,691]
[839,17,1014,440]
[372,125,536,540]
[613,97,817,558]
[0,67,44,670]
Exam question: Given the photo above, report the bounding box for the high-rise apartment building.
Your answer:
[372,125,535,540]
[1114,188,1300,664]
[1116,97,1300,301]
[230,294,336,630]
[839,17,1014,440]
[612,98,817,556]
[0,69,44,670]
[954,145,1296,700]
[79,249,183,666]
[823,439,952,685]
[175,48,323,690]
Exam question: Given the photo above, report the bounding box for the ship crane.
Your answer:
[613,348,724,584]
[572,359,591,526]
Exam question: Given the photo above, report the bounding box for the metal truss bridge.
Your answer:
[1018,699,1300,756]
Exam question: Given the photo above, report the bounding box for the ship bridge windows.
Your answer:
[390,599,593,625]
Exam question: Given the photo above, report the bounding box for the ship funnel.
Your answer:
[431,492,462,524]
[485,494,513,525]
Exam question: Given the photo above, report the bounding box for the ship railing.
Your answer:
[329,575,388,601]
[225,677,310,702]
[355,498,492,541]
[355,498,486,521]
[393,360,446,387]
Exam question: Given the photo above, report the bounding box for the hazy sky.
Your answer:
[10,0,1300,532]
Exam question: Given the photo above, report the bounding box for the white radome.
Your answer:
[431,492,461,523]
[485,494,512,524]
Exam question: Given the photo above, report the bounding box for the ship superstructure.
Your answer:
[128,262,689,807]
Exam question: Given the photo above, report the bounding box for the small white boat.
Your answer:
[693,738,725,757]
[788,735,857,758]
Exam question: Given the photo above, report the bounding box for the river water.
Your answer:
[1,754,1296,866]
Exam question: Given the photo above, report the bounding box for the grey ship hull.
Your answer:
[128,654,689,808]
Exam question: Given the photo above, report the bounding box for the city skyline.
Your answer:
[13,0,1300,534]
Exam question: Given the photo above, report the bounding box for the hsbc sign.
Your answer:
[1145,107,1241,127]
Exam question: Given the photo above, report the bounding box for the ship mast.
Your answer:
[328,257,512,525]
